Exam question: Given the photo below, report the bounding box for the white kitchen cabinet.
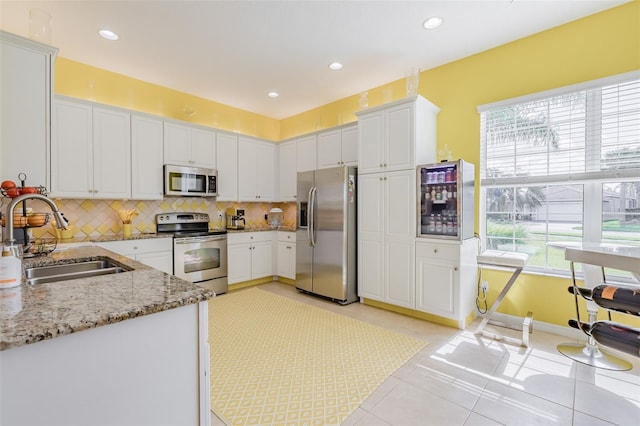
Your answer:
[163,121,215,169]
[0,31,57,187]
[317,124,358,169]
[227,232,274,284]
[295,135,317,172]
[276,232,296,280]
[358,170,416,308]
[415,239,478,329]
[131,114,164,200]
[0,302,207,425]
[96,237,173,275]
[51,98,131,199]
[215,132,238,201]
[238,137,276,201]
[357,96,438,175]
[278,141,297,201]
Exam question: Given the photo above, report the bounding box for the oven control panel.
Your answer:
[156,212,210,224]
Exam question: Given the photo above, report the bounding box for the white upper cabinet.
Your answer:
[238,137,275,201]
[0,31,57,187]
[92,106,132,199]
[278,141,297,201]
[295,135,317,172]
[215,133,238,201]
[357,96,438,174]
[131,114,164,200]
[163,121,215,169]
[340,125,358,165]
[51,98,131,199]
[317,124,358,169]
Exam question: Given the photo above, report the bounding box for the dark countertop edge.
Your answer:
[0,294,210,351]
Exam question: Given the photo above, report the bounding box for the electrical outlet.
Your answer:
[481,281,489,292]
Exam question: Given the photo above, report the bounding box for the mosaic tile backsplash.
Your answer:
[8,198,297,240]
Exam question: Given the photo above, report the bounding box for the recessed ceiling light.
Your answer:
[328,62,343,70]
[268,91,279,98]
[423,16,443,30]
[99,29,119,40]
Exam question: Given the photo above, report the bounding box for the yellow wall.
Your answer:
[54,58,281,140]
[52,2,640,328]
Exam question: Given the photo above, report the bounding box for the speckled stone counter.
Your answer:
[227,226,296,233]
[0,246,214,351]
[52,232,173,245]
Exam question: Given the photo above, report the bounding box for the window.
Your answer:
[479,72,640,280]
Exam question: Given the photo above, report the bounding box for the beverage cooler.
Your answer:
[417,159,475,240]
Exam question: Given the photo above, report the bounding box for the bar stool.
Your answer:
[475,250,531,347]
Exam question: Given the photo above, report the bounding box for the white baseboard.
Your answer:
[475,311,587,341]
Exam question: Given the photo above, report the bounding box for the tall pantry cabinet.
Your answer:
[0,31,57,186]
[356,96,439,307]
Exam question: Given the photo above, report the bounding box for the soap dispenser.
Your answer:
[0,246,22,289]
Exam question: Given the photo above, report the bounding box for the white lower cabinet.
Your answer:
[276,232,296,280]
[227,232,274,284]
[95,238,173,275]
[415,239,478,328]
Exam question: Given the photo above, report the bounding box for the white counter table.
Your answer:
[552,242,640,371]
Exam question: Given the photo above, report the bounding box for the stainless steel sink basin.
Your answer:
[25,259,133,285]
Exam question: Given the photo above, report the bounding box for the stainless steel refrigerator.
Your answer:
[296,166,357,304]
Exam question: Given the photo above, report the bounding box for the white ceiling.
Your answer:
[0,0,629,119]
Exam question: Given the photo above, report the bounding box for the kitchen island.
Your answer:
[0,246,213,426]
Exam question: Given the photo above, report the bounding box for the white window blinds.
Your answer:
[479,74,640,186]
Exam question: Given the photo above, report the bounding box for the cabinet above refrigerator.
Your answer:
[417,159,475,240]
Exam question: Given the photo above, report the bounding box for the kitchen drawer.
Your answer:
[228,231,274,245]
[415,241,460,262]
[277,231,296,243]
[96,237,172,255]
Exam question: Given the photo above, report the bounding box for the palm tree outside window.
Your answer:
[479,72,640,280]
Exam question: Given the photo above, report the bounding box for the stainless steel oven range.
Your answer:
[156,212,227,294]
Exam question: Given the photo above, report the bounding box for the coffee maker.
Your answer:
[226,207,246,230]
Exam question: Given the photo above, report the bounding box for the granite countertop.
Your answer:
[227,226,296,233]
[0,246,214,351]
[54,232,173,245]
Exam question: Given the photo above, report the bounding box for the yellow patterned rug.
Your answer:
[208,287,428,425]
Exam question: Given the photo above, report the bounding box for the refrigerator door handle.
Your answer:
[309,186,317,247]
[307,186,314,246]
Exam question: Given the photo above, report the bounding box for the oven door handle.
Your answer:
[175,236,227,244]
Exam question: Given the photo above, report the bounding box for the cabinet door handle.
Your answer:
[286,246,292,249]
[433,249,438,253]
[454,267,458,271]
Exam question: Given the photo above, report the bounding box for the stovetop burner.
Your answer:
[156,212,226,237]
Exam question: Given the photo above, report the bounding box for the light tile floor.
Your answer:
[211,283,640,426]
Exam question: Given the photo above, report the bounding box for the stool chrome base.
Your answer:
[557,342,632,371]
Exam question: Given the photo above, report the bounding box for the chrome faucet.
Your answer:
[4,194,68,251]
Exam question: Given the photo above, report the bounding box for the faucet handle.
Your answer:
[53,212,68,229]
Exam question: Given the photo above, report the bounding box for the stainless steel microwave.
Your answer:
[164,164,218,197]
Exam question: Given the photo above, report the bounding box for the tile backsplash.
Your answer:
[15,197,297,239]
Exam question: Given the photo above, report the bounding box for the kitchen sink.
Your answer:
[25,259,133,285]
